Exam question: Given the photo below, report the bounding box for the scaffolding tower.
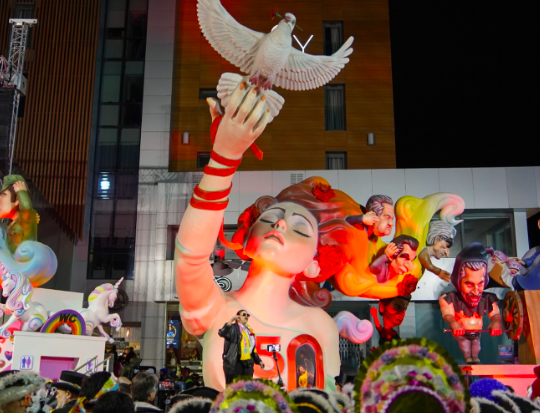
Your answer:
[0,18,37,175]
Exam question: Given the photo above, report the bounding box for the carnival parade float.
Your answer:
[0,176,127,379]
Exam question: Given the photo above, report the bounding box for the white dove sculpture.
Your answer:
[198,0,354,121]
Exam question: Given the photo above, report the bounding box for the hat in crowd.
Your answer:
[335,363,357,388]
[355,338,468,413]
[0,174,28,193]
[170,397,213,413]
[210,378,298,413]
[181,386,219,400]
[470,390,540,413]
[289,389,340,413]
[0,370,46,408]
[469,379,508,403]
[54,371,86,395]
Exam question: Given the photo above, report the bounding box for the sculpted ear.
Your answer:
[302,260,320,279]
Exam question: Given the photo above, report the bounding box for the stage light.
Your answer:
[367,133,375,146]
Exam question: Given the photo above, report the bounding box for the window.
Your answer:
[197,152,211,168]
[199,89,218,100]
[166,225,179,260]
[324,85,346,131]
[89,0,148,280]
[326,152,347,170]
[323,21,343,55]
[431,210,516,258]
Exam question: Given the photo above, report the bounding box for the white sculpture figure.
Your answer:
[0,268,48,338]
[60,278,124,343]
[198,0,354,120]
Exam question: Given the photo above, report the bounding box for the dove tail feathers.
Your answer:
[216,73,285,123]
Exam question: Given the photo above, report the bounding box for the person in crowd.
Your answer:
[190,348,201,361]
[109,344,121,377]
[54,370,86,413]
[0,370,45,413]
[218,309,265,384]
[71,371,118,413]
[418,220,456,282]
[469,378,540,412]
[93,391,134,413]
[132,371,162,412]
[121,347,136,366]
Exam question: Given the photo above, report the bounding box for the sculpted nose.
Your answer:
[274,218,287,230]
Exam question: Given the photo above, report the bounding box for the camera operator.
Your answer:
[218,309,265,384]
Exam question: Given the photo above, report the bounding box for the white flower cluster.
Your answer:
[224,398,276,413]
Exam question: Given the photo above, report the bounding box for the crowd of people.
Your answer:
[1,338,540,413]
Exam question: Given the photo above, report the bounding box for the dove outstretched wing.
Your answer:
[197,0,264,74]
[275,36,354,91]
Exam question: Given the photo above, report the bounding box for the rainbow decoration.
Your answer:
[40,310,86,335]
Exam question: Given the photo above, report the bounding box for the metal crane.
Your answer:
[0,18,37,175]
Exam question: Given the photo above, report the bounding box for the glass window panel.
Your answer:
[118,129,140,170]
[93,199,115,214]
[98,128,118,144]
[463,217,514,255]
[324,85,346,131]
[107,10,125,28]
[103,61,122,75]
[127,9,148,38]
[116,199,137,214]
[112,253,134,280]
[124,76,144,102]
[130,0,148,11]
[114,213,136,237]
[124,61,144,75]
[97,129,117,171]
[90,253,112,279]
[108,0,126,11]
[92,236,114,251]
[121,128,140,143]
[121,104,142,127]
[115,174,138,198]
[125,38,146,59]
[323,22,343,56]
[99,105,120,126]
[100,75,122,103]
[92,212,113,237]
[104,39,124,58]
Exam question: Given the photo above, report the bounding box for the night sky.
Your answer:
[388,2,540,169]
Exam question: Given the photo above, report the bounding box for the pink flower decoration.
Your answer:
[371,360,384,370]
[387,348,399,357]
[361,381,371,394]
[428,352,439,361]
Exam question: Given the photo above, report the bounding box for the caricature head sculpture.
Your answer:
[451,243,489,308]
[366,195,394,237]
[426,221,456,259]
[506,259,523,275]
[388,235,419,276]
[0,175,27,220]
[379,295,411,329]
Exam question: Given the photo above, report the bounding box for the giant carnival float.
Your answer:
[2,0,540,404]
[0,175,127,379]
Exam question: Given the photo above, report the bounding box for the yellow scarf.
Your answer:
[239,324,255,361]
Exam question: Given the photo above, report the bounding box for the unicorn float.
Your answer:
[0,268,48,338]
[59,278,125,343]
